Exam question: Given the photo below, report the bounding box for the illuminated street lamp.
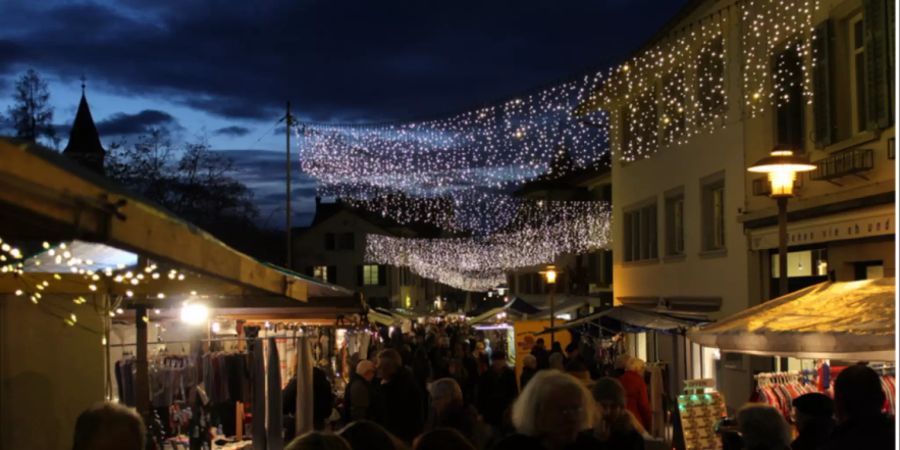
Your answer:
[540,265,560,345]
[747,147,816,296]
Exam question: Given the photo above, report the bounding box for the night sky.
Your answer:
[0,0,688,227]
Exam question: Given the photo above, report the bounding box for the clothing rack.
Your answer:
[108,335,296,348]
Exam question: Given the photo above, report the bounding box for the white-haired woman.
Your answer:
[618,357,651,431]
[492,370,596,450]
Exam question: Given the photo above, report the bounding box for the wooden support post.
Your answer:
[135,305,150,423]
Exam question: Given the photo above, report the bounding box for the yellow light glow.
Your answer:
[768,167,797,197]
[543,266,558,284]
[180,303,209,326]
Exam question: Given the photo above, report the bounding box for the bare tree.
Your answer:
[106,130,258,229]
[7,69,56,146]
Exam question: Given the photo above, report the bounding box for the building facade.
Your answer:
[505,167,614,316]
[292,199,452,310]
[596,0,894,411]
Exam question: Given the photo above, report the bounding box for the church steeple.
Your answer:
[63,79,105,175]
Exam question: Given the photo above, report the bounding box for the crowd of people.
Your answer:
[70,320,895,450]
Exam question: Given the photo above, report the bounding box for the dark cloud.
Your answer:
[213,149,318,227]
[214,125,251,137]
[0,0,688,122]
[96,109,181,137]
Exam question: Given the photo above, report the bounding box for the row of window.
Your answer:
[621,5,894,157]
[623,176,725,263]
[510,251,613,295]
[308,264,384,286]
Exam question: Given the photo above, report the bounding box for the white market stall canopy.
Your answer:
[688,278,896,361]
[0,139,355,303]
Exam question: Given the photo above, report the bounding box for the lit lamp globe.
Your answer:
[747,148,816,197]
[180,302,209,325]
[541,265,558,284]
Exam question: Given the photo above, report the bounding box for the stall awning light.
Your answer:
[180,303,209,326]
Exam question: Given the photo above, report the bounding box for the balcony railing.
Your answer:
[811,148,874,182]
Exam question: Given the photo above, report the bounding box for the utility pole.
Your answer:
[285,101,293,270]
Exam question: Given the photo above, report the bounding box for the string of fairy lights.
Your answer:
[597,9,729,162]
[293,0,819,291]
[320,184,609,235]
[365,205,611,291]
[0,237,193,332]
[297,75,608,197]
[741,0,818,116]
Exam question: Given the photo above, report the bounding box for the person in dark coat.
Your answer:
[283,366,335,437]
[737,404,791,450]
[376,348,425,443]
[343,360,383,423]
[339,420,403,450]
[790,393,834,450]
[822,364,894,450]
[428,378,494,450]
[529,338,550,371]
[520,354,538,390]
[590,377,644,450]
[476,350,518,430]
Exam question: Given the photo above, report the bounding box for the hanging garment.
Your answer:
[649,365,665,438]
[252,340,267,450]
[267,338,284,450]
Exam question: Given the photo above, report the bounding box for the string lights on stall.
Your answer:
[0,237,192,331]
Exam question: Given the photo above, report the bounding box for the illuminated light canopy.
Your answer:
[298,75,609,198]
[365,205,611,291]
[741,0,818,116]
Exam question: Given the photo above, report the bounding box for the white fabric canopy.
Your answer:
[688,278,896,361]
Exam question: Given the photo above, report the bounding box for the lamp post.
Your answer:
[541,265,559,345]
[747,147,816,296]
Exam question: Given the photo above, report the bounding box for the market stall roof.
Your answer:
[468,297,540,317]
[368,307,400,326]
[467,297,541,324]
[539,305,707,334]
[0,138,354,302]
[525,294,610,320]
[688,278,896,361]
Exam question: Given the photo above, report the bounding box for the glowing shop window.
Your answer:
[313,266,328,282]
[363,264,380,285]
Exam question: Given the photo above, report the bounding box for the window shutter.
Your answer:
[327,265,337,284]
[864,0,892,129]
[378,265,387,286]
[813,20,835,148]
[357,265,363,286]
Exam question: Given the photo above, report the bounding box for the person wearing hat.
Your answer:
[791,392,835,450]
[476,350,519,431]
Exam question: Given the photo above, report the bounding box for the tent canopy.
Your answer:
[0,139,354,302]
[467,297,540,324]
[688,278,896,361]
[540,305,707,335]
